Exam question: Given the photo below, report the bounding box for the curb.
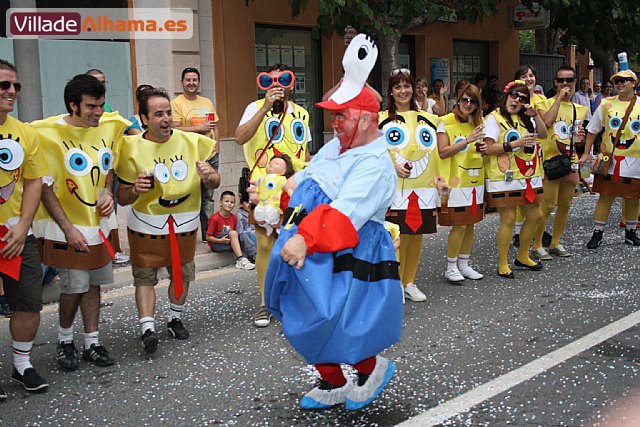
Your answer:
[41,251,236,305]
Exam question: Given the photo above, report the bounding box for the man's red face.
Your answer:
[331,108,361,147]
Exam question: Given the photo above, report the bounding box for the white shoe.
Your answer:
[403,283,426,302]
[444,267,465,283]
[300,379,351,409]
[236,256,255,270]
[531,247,552,261]
[458,265,483,280]
[549,244,571,257]
[113,252,129,264]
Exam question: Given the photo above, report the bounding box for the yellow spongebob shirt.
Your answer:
[379,110,443,210]
[536,99,588,164]
[31,112,129,268]
[240,99,310,178]
[0,116,47,228]
[483,111,543,193]
[588,96,640,179]
[116,129,215,267]
[440,114,486,208]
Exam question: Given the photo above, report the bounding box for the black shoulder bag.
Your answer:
[543,104,576,180]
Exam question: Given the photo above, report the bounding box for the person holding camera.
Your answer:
[235,63,310,328]
[531,66,588,260]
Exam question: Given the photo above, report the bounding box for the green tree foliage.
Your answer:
[288,0,500,85]
[524,0,640,77]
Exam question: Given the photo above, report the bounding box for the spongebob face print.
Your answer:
[143,154,200,213]
[551,115,573,155]
[380,110,438,187]
[245,100,310,176]
[0,135,24,205]
[601,99,640,157]
[444,123,484,188]
[62,139,113,208]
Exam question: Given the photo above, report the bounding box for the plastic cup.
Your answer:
[206,112,216,122]
[141,169,155,190]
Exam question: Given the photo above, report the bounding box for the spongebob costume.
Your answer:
[239,97,310,307]
[380,109,442,292]
[115,129,215,268]
[533,98,588,252]
[31,113,128,269]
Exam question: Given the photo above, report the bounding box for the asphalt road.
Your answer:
[1,192,639,426]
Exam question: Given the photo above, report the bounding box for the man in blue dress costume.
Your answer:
[264,33,403,411]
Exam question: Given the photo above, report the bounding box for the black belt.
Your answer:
[282,207,308,227]
[333,253,400,282]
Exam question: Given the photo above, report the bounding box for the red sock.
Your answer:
[315,363,347,386]
[353,356,376,375]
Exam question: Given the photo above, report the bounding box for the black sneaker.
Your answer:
[11,368,48,392]
[82,344,115,367]
[625,229,640,246]
[1,303,11,318]
[587,230,604,249]
[0,383,6,401]
[513,234,520,248]
[141,329,159,354]
[167,318,190,340]
[57,341,79,372]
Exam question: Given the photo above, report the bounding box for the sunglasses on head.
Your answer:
[0,81,21,92]
[555,77,575,84]
[390,68,410,77]
[508,91,529,103]
[256,70,296,90]
[459,96,479,106]
[613,77,635,85]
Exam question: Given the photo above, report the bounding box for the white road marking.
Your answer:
[397,309,640,426]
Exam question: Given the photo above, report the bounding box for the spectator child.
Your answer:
[236,194,257,262]
[207,191,255,270]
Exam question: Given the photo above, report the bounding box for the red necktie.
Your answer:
[405,191,423,233]
[613,155,624,181]
[525,178,535,203]
[98,229,116,260]
[167,216,183,299]
[471,188,478,217]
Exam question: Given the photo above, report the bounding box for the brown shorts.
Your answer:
[438,203,486,226]
[593,174,640,198]
[132,260,196,287]
[386,209,437,234]
[1,236,43,313]
[487,188,543,208]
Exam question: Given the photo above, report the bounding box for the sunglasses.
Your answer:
[508,91,529,103]
[390,68,410,77]
[613,77,635,85]
[0,81,21,92]
[256,70,296,90]
[555,77,575,84]
[459,96,479,106]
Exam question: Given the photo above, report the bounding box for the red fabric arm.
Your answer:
[279,192,290,213]
[297,204,359,255]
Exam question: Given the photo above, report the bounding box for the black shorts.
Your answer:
[1,235,43,313]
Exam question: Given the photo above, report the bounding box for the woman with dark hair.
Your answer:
[512,65,549,247]
[436,83,487,283]
[483,80,548,278]
[379,68,443,301]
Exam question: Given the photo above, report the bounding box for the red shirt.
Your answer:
[207,211,237,249]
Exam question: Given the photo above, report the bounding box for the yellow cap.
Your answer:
[611,69,638,81]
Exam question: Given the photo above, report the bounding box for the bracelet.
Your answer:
[503,141,513,152]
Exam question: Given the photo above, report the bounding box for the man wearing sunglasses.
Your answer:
[235,63,311,328]
[580,68,640,249]
[171,67,220,242]
[0,59,49,397]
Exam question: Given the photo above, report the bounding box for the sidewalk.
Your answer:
[41,207,236,304]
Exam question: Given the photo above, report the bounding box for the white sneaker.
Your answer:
[403,283,426,302]
[113,252,129,264]
[549,244,571,257]
[458,265,483,280]
[444,267,465,283]
[531,247,552,261]
[235,256,255,270]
